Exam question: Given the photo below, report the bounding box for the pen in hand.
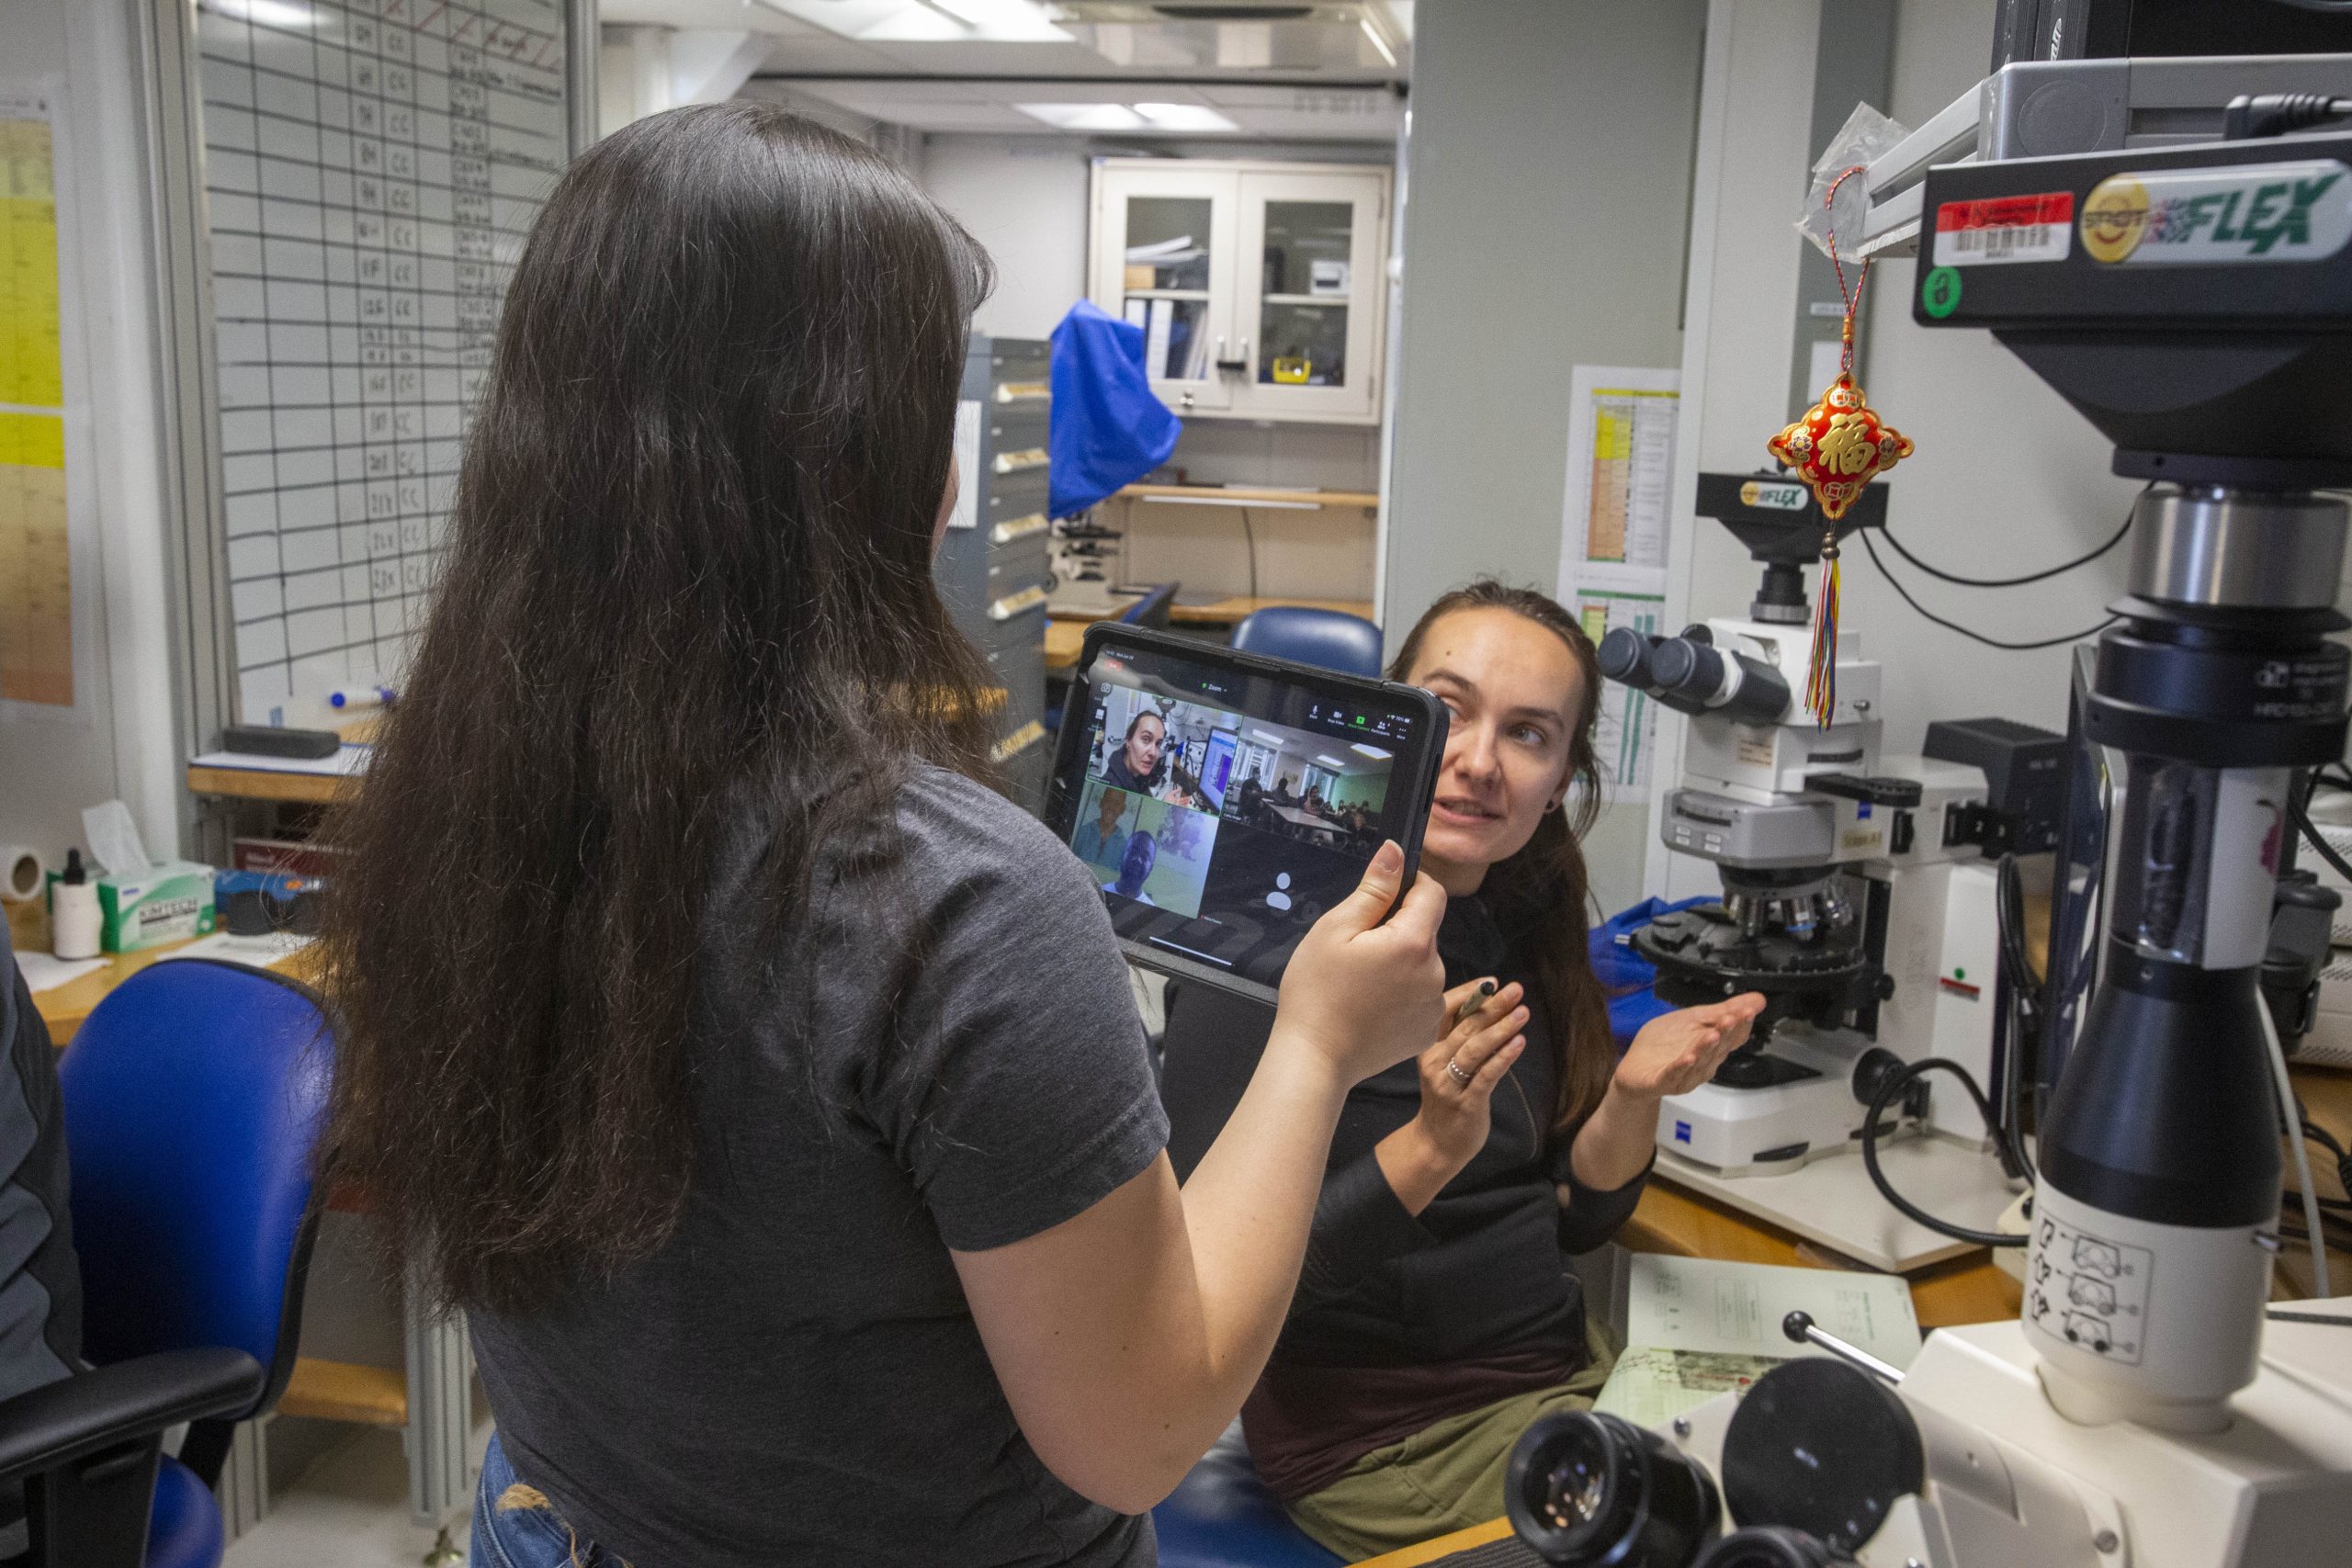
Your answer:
[1452,979,1498,1031]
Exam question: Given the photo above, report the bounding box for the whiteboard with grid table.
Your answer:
[194,0,571,721]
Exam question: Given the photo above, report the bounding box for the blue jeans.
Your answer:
[469,1433,616,1568]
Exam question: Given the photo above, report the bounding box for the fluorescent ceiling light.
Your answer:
[1017,103,1147,130]
[1016,102,1240,134]
[1350,741,1391,760]
[1359,16,1399,68]
[1133,103,1240,133]
[1315,755,1349,769]
[213,0,318,26]
[760,0,1069,42]
[1249,729,1289,748]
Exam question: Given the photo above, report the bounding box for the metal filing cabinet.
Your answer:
[936,334,1054,812]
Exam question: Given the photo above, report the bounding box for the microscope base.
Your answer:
[1655,1032,1877,1175]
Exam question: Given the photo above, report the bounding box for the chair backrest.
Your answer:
[1229,605,1383,677]
[58,960,331,1422]
[1120,581,1180,631]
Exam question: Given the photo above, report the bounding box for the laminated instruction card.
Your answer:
[1595,1255,1922,1429]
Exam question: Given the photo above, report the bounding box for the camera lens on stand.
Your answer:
[1505,1410,1722,1566]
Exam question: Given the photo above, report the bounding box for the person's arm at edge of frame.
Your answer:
[950,844,1448,1517]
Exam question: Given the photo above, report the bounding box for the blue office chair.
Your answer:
[1228,606,1383,678]
[1121,580,1182,631]
[0,959,331,1568]
[1155,1424,1342,1568]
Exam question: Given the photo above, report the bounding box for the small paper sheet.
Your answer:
[1626,1254,1922,1364]
[12,949,105,994]
[1593,1347,1780,1429]
[153,931,314,971]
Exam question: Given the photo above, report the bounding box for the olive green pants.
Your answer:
[1283,1323,1617,1563]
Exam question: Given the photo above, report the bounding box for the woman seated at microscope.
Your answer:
[1160,581,1766,1560]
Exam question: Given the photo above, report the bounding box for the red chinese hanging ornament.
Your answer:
[1769,164,1913,728]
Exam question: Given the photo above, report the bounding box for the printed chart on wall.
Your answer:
[1559,367,1679,801]
[196,0,569,721]
[0,85,75,716]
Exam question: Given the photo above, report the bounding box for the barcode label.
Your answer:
[1934,192,2075,267]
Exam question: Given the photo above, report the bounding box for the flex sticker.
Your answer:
[2081,160,2352,265]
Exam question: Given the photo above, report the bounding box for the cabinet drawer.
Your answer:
[985,404,1051,457]
[983,469,1051,525]
[987,534,1051,585]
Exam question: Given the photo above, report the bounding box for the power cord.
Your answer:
[1994,852,2039,1180]
[2291,793,2352,886]
[1879,487,2143,589]
[2302,1119,2352,1213]
[1858,528,2119,650]
[1860,1057,2030,1247]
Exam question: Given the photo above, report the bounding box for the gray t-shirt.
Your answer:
[471,765,1169,1566]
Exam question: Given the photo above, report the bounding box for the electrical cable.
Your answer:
[1878,488,2143,589]
[1993,852,2038,1180]
[1858,529,2119,650]
[1860,1057,2029,1247]
[1238,507,1259,606]
[2291,794,2352,886]
[2258,998,2331,1297]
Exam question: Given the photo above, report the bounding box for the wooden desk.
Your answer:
[1115,483,1381,510]
[31,939,328,1046]
[1355,1518,1516,1567]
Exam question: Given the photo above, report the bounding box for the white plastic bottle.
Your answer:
[51,848,101,961]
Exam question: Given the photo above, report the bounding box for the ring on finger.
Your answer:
[1445,1058,1474,1087]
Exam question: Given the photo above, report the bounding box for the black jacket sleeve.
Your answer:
[1161,983,1441,1295]
[1549,1137,1653,1257]
[1295,1149,1436,1299]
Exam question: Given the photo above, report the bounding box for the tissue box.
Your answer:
[93,862,218,952]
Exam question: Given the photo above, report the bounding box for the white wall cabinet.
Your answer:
[1090,159,1390,426]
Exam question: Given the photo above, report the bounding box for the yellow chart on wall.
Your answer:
[0,98,71,708]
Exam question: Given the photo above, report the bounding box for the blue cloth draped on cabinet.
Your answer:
[1049,300,1182,520]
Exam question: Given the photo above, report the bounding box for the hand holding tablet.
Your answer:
[1045,626,1451,1005]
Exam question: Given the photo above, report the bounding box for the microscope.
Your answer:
[1599,480,2062,1178]
[1496,60,2352,1568]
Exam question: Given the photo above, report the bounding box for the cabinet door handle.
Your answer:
[987,585,1048,621]
[1215,333,1248,374]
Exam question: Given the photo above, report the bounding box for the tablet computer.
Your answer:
[1044,623,1449,1005]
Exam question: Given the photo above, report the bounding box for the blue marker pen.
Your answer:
[329,685,397,710]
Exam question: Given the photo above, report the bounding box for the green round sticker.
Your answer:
[1921,265,1963,319]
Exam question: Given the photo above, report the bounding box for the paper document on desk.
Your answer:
[153,931,314,971]
[1593,1347,1779,1429]
[1626,1255,1922,1366]
[13,950,105,995]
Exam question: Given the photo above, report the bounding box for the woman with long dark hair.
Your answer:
[318,104,1450,1568]
[1160,581,1766,1559]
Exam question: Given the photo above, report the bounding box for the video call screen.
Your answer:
[1057,637,1432,995]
